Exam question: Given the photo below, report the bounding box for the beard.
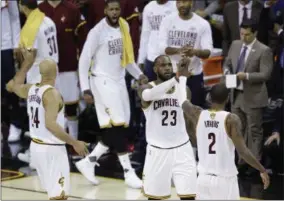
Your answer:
[157,73,174,81]
[106,15,119,26]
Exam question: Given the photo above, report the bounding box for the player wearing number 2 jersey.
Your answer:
[176,60,270,200]
[138,55,197,200]
[6,48,88,200]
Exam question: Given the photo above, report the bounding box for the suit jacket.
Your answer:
[222,0,263,56]
[223,40,273,108]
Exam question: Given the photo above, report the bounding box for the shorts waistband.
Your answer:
[32,138,65,146]
[150,140,190,150]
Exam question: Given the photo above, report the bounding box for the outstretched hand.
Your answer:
[176,56,192,78]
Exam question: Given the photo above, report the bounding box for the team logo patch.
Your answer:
[58,177,65,187]
[210,112,216,120]
[61,16,66,23]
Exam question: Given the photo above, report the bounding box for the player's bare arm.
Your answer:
[43,89,88,157]
[227,113,270,189]
[6,48,36,98]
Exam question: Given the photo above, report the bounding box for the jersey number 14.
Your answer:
[30,107,40,128]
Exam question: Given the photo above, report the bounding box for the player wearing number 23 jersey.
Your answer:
[138,55,197,200]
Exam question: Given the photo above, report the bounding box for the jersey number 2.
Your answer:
[30,107,40,128]
[47,35,57,56]
[162,110,177,126]
[208,132,216,154]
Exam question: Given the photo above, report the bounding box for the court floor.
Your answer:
[1,171,257,200]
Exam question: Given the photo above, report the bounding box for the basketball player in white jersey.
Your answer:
[6,48,88,200]
[16,0,60,165]
[77,0,147,188]
[18,0,59,84]
[138,55,197,200]
[176,62,270,200]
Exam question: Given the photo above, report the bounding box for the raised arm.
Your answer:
[178,76,202,126]
[227,113,270,189]
[6,48,36,98]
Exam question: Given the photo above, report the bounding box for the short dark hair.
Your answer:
[153,55,170,66]
[20,0,38,9]
[240,19,258,33]
[105,0,120,7]
[209,83,229,104]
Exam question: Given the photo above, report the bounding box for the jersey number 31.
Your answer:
[47,35,57,56]
[30,107,40,128]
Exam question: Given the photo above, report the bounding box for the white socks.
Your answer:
[118,153,133,173]
[67,120,78,140]
[88,142,109,162]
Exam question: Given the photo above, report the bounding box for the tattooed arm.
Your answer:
[226,113,270,189]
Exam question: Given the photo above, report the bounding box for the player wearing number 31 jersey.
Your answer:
[176,64,270,199]
[138,55,197,200]
[18,0,59,85]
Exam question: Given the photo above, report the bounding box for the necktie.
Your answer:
[236,46,248,73]
[242,7,248,23]
[280,48,284,68]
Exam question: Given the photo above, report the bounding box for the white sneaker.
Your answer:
[75,157,100,185]
[124,170,142,189]
[8,124,21,142]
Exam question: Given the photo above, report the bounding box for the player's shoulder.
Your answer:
[144,0,158,11]
[42,16,56,27]
[161,12,177,25]
[61,0,78,10]
[42,86,60,100]
[226,112,241,126]
[192,13,210,26]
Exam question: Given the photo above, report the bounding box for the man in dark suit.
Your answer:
[223,19,273,166]
[222,0,263,56]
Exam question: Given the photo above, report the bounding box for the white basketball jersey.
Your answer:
[27,84,65,144]
[196,110,238,177]
[27,17,59,84]
[143,82,189,148]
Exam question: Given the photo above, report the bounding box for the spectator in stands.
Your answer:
[223,19,273,174]
[39,0,88,143]
[158,0,213,107]
[264,99,283,174]
[1,0,22,142]
[138,0,176,82]
[222,0,263,56]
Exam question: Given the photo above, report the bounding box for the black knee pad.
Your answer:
[111,126,127,153]
[65,103,78,117]
[101,128,113,147]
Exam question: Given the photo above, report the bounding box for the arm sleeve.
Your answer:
[78,27,99,92]
[200,21,213,53]
[142,77,177,101]
[8,1,21,49]
[178,76,187,104]
[247,47,273,83]
[126,63,143,79]
[158,17,169,55]
[138,7,151,64]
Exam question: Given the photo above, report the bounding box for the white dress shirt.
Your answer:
[236,38,256,90]
[238,1,253,25]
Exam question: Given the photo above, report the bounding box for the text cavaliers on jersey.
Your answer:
[143,83,189,148]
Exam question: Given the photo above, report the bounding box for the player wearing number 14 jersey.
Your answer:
[138,55,197,200]
[176,63,270,199]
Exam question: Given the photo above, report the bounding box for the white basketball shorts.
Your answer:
[196,174,240,200]
[58,71,80,104]
[90,75,130,128]
[142,141,197,199]
[30,142,70,199]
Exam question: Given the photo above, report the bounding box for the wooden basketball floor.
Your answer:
[1,171,255,200]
